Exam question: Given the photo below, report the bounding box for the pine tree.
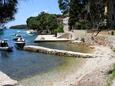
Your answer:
[0,0,18,25]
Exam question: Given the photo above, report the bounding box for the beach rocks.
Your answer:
[0,71,18,86]
[112,79,115,86]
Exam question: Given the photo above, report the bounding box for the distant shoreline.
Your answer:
[10,24,27,29]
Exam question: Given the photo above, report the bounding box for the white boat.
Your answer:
[0,40,13,52]
[13,34,22,41]
[15,37,25,49]
[26,30,37,35]
[0,47,13,51]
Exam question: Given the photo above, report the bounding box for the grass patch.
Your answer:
[66,43,94,53]
[111,64,115,79]
[112,48,115,52]
[107,64,115,86]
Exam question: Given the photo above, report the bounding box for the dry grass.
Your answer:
[66,43,94,53]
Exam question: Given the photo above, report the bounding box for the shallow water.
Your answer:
[0,29,86,86]
[0,29,72,80]
[19,57,84,86]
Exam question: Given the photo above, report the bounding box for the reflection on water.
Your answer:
[0,51,10,58]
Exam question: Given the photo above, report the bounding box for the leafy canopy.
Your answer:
[58,0,70,15]
[58,0,107,30]
[26,12,61,34]
[0,0,18,25]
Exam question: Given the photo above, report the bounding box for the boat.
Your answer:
[15,37,25,49]
[13,34,22,41]
[0,40,13,52]
[26,30,37,36]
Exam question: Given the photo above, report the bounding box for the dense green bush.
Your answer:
[55,25,64,33]
[111,31,114,36]
[107,64,115,86]
[26,12,59,34]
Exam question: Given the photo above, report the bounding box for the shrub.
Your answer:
[111,31,114,36]
[55,25,64,33]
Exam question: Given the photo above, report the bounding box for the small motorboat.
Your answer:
[0,40,13,52]
[26,30,37,36]
[15,37,25,49]
[13,34,22,41]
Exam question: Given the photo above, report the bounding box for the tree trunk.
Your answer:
[94,29,101,37]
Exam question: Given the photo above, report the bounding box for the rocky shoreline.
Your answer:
[1,33,115,86]
[54,45,115,86]
[53,33,115,86]
[0,71,18,86]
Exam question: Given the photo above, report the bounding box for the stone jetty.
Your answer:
[24,45,93,58]
[34,35,71,42]
[0,71,18,86]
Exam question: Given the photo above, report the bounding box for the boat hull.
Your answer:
[0,47,13,52]
[13,37,18,41]
[15,42,25,49]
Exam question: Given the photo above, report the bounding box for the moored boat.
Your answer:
[0,40,13,52]
[13,34,22,41]
[26,30,37,36]
[15,37,25,49]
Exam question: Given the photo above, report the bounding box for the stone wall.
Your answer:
[24,45,93,58]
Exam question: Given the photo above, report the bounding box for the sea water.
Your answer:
[0,29,84,86]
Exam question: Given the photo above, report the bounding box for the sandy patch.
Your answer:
[54,46,115,86]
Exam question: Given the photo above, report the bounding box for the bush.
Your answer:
[107,64,115,86]
[111,31,114,36]
[55,25,64,33]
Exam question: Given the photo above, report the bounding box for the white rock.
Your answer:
[0,71,18,86]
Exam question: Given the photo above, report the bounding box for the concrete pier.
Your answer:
[24,45,93,58]
[34,35,71,42]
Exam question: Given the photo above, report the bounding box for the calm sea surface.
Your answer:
[0,29,78,81]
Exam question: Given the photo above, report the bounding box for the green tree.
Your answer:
[58,0,88,30]
[58,0,70,15]
[0,0,18,26]
[88,0,107,36]
[26,17,38,30]
[88,0,105,28]
[58,0,107,31]
[69,0,87,30]
[26,12,60,34]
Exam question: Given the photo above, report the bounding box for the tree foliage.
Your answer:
[26,17,38,30]
[58,0,88,30]
[69,0,88,30]
[88,0,106,29]
[58,0,70,15]
[58,0,107,30]
[26,12,62,34]
[0,0,18,25]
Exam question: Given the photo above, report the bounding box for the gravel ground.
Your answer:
[54,45,115,86]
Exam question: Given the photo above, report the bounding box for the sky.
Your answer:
[7,0,61,27]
